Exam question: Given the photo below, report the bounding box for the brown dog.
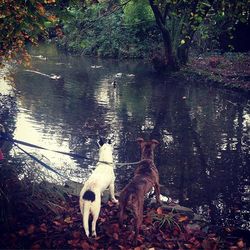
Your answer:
[119,138,161,242]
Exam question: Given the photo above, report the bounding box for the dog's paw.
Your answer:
[111,198,119,204]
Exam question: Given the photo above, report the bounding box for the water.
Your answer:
[2,44,250,230]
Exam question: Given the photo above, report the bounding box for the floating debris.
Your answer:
[115,73,122,77]
[24,70,63,81]
[31,55,47,60]
[126,74,135,77]
[91,65,103,69]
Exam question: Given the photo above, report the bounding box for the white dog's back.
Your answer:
[79,140,117,237]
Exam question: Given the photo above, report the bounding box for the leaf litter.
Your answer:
[0,193,249,249]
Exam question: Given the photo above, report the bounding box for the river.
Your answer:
[2,43,250,231]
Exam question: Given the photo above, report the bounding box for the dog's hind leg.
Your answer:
[154,182,162,204]
[109,182,118,203]
[133,199,143,245]
[119,203,125,226]
[91,197,101,237]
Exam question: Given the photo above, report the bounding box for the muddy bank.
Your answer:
[183,52,250,93]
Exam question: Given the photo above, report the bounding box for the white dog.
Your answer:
[79,138,118,237]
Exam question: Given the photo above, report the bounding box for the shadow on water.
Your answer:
[5,43,250,231]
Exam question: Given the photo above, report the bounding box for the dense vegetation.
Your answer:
[56,0,161,59]
[0,0,249,70]
[56,0,250,71]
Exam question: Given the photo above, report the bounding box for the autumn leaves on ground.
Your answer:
[0,190,247,250]
[186,52,250,93]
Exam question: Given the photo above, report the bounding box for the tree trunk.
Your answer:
[177,45,189,65]
[148,0,179,72]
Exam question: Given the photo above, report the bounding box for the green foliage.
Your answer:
[57,1,162,58]
[148,0,249,69]
[192,1,250,52]
[123,0,154,25]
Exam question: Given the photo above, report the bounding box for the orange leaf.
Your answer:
[156,207,163,215]
[81,240,90,250]
[113,233,119,240]
[53,220,61,226]
[111,223,119,233]
[184,243,193,249]
[178,215,188,222]
[27,224,36,234]
[40,223,47,232]
[31,243,41,250]
[237,239,245,249]
[64,217,73,224]
[144,215,152,225]
[47,15,57,22]
[72,230,81,239]
[68,239,79,247]
[100,217,106,222]
[18,229,26,236]
[36,3,45,15]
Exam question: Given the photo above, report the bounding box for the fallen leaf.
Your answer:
[237,239,245,248]
[81,240,90,250]
[27,224,36,234]
[156,207,163,215]
[134,247,141,250]
[184,243,193,249]
[173,229,179,236]
[68,239,80,247]
[113,232,119,240]
[64,217,73,224]
[144,215,152,225]
[72,230,81,239]
[99,217,106,222]
[40,223,47,233]
[18,229,26,236]
[111,223,119,233]
[178,215,188,222]
[31,243,41,250]
[53,220,62,226]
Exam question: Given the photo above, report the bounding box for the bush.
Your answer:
[56,2,162,59]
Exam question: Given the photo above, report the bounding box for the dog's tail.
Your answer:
[82,190,95,202]
[82,200,91,237]
[80,189,95,237]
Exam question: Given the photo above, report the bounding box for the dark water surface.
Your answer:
[6,44,250,230]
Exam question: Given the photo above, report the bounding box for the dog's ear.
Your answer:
[98,138,105,147]
[152,139,159,146]
[0,124,5,133]
[136,138,144,145]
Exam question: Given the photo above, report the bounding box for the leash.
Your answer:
[0,130,142,180]
[0,132,141,167]
[14,142,68,179]
[1,134,91,161]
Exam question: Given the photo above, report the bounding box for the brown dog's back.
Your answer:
[119,159,156,207]
[119,139,161,243]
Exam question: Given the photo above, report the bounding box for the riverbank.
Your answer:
[0,178,249,250]
[183,52,250,93]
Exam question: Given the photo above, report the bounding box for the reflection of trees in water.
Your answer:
[114,76,249,229]
[147,83,249,229]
